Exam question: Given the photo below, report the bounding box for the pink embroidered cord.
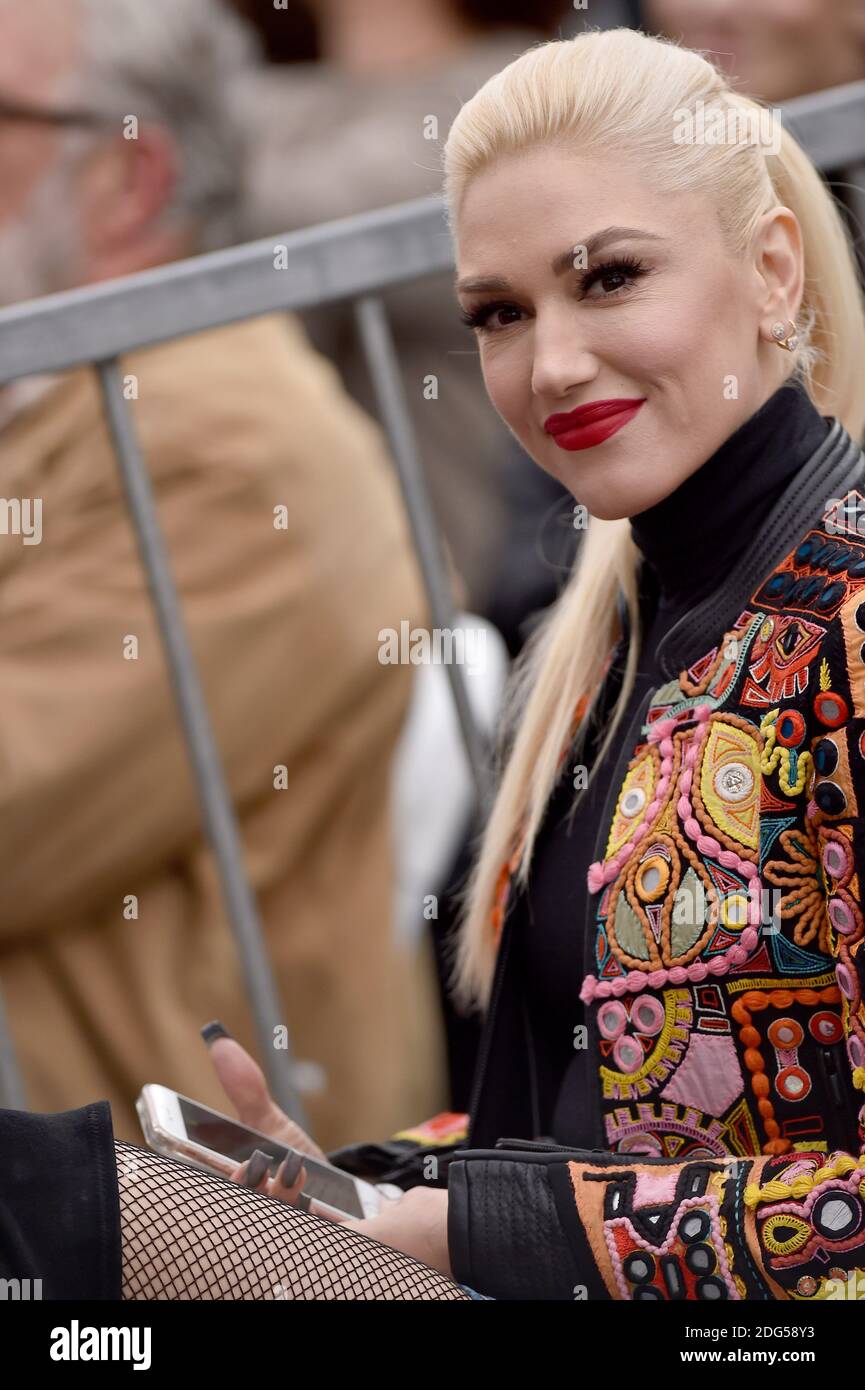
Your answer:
[603,1192,741,1300]
[581,702,761,1004]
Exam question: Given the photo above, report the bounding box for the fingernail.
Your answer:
[279,1151,303,1187]
[242,1149,271,1188]
[201,1020,233,1046]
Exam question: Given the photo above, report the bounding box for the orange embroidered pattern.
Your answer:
[731,987,842,1154]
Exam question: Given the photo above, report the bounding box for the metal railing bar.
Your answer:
[0,196,452,386]
[354,295,493,814]
[781,80,865,172]
[96,358,308,1128]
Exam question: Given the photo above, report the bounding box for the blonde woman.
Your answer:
[4,27,865,1302]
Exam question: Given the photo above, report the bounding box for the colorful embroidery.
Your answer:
[564,1147,865,1301]
[679,610,762,704]
[599,989,691,1101]
[604,751,660,861]
[841,590,865,720]
[603,1098,759,1159]
[763,823,828,950]
[568,1159,744,1300]
[743,1149,865,1300]
[752,526,865,621]
[660,1030,744,1117]
[575,521,865,1173]
[730,987,842,1154]
[582,706,763,1002]
[760,707,813,796]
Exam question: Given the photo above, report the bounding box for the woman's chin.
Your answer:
[563,486,641,523]
[584,504,634,522]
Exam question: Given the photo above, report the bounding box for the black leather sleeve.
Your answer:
[0,1101,122,1300]
[447,1145,607,1300]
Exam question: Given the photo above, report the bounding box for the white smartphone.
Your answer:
[136,1084,401,1220]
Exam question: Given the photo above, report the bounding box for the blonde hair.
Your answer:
[447,27,865,1009]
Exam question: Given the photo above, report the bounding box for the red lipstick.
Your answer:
[543,398,645,451]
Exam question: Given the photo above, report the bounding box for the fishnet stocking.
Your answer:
[116,1142,470,1301]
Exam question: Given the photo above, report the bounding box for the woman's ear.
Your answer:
[78,122,179,266]
[752,204,805,332]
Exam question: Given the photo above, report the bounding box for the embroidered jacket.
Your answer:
[334,415,865,1300]
[440,416,865,1299]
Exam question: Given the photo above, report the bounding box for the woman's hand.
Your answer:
[339,1187,452,1278]
[201,1022,452,1274]
[201,1022,326,1200]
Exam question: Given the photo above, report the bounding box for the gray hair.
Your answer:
[71,0,260,250]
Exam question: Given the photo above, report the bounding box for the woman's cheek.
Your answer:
[481,354,526,436]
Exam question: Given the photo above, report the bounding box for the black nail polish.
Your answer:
[242,1149,271,1188]
[279,1151,303,1187]
[200,1020,233,1046]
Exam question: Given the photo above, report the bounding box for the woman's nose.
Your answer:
[530,314,599,399]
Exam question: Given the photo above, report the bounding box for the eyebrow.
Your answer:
[455,225,665,294]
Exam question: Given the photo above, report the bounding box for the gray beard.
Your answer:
[0,160,86,310]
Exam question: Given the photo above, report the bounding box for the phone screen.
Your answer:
[178,1097,365,1217]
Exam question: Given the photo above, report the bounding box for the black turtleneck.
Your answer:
[519,378,832,1144]
[631,379,830,607]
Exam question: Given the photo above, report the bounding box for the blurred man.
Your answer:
[0,0,444,1146]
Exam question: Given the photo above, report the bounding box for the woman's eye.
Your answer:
[580,258,649,301]
[595,271,628,294]
[487,306,523,330]
[459,301,525,334]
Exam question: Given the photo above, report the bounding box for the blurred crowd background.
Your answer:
[0,0,864,1151]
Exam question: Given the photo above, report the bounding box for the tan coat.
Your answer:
[0,313,445,1147]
